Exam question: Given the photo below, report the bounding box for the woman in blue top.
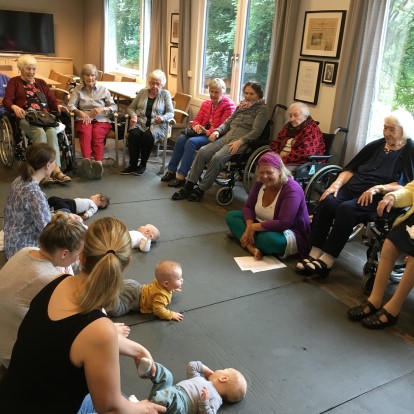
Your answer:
[122,69,174,176]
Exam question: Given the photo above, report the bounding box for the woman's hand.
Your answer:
[209,131,219,142]
[192,124,203,134]
[129,115,138,128]
[241,224,256,247]
[89,107,107,118]
[136,400,167,413]
[377,195,395,216]
[154,115,163,124]
[78,110,92,125]
[228,139,243,155]
[11,104,26,119]
[357,186,382,207]
[57,104,68,113]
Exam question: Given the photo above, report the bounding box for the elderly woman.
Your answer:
[121,69,174,176]
[0,217,166,413]
[226,152,310,260]
[172,81,269,201]
[296,109,414,278]
[3,143,55,259]
[347,180,414,328]
[3,54,70,183]
[160,78,235,187]
[67,64,117,179]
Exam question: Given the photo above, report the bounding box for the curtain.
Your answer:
[265,0,300,136]
[147,0,169,79]
[177,0,191,93]
[330,0,388,165]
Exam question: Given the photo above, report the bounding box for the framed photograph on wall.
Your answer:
[170,13,179,44]
[321,61,338,85]
[294,59,322,105]
[169,46,178,76]
[300,10,347,58]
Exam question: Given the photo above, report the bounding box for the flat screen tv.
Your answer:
[0,9,55,54]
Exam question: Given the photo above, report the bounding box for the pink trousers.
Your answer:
[75,120,112,161]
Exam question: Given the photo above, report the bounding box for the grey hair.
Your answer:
[277,154,293,184]
[290,102,310,118]
[209,78,226,93]
[147,69,167,87]
[17,55,37,71]
[384,108,414,140]
[81,64,98,78]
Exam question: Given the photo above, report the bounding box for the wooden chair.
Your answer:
[49,87,70,106]
[102,73,116,81]
[96,70,103,81]
[171,92,192,135]
[121,75,136,82]
[48,69,60,81]
[57,74,73,91]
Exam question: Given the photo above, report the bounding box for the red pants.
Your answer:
[75,120,112,161]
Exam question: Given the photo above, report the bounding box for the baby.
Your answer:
[137,358,247,413]
[129,224,160,252]
[108,260,184,321]
[48,194,110,220]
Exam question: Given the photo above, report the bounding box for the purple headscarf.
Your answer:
[258,152,281,170]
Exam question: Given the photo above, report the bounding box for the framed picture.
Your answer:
[294,59,322,105]
[300,10,347,58]
[170,13,179,44]
[169,46,178,76]
[321,61,338,85]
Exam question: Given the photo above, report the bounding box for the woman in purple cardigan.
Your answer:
[161,78,235,188]
[226,152,310,260]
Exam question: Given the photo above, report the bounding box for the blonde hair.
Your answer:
[155,260,182,284]
[81,64,98,80]
[221,368,247,403]
[147,69,167,87]
[209,78,226,93]
[77,217,132,313]
[39,212,86,254]
[17,54,37,71]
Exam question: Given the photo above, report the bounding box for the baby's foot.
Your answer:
[138,357,155,379]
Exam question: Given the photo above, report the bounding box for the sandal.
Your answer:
[187,187,204,202]
[304,258,331,278]
[52,170,71,183]
[362,308,399,329]
[295,256,315,275]
[347,299,380,321]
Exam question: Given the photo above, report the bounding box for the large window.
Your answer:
[105,0,148,77]
[367,0,414,143]
[199,0,275,102]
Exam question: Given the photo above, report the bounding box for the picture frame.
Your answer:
[321,61,338,85]
[169,46,178,76]
[170,13,179,44]
[294,59,322,105]
[300,10,347,58]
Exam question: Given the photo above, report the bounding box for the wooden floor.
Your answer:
[2,140,414,413]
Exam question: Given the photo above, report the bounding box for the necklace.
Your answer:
[384,142,405,154]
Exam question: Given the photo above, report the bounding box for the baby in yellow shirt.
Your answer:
[108,260,184,321]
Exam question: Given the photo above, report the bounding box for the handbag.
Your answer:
[25,110,59,128]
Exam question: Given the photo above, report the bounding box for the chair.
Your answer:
[48,69,60,81]
[102,73,116,82]
[57,74,73,91]
[121,75,136,82]
[49,87,70,106]
[96,70,103,81]
[170,92,191,138]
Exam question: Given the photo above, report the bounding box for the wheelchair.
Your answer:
[0,112,76,174]
[360,208,408,293]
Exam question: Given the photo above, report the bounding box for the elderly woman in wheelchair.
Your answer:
[226,152,310,260]
[295,109,414,278]
[3,54,71,183]
[348,181,414,329]
[172,81,269,202]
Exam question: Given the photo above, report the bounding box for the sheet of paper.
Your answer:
[234,255,286,273]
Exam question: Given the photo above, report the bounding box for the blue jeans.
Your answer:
[168,133,209,177]
[77,394,95,413]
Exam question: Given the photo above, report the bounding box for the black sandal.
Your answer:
[347,299,380,321]
[295,256,315,276]
[304,258,331,278]
[362,308,399,329]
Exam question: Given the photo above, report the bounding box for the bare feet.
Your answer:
[114,322,130,338]
[246,244,262,260]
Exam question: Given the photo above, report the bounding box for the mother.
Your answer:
[226,152,310,260]
[0,217,166,413]
[296,109,414,277]
[3,54,70,183]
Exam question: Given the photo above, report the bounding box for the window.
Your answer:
[367,0,414,143]
[198,0,275,103]
[105,0,149,77]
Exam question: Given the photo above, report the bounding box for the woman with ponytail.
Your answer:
[0,217,166,414]
[3,142,56,259]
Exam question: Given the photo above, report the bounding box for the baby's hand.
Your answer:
[201,386,209,401]
[203,366,214,379]
[171,312,184,321]
[82,213,88,220]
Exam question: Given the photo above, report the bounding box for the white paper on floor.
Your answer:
[234,255,286,273]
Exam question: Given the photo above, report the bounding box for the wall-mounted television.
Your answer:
[0,9,55,55]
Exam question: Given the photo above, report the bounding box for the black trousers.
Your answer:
[127,128,154,167]
[48,196,76,214]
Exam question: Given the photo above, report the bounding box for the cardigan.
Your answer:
[243,178,311,257]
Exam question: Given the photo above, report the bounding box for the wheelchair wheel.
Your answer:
[0,116,16,168]
[304,165,342,216]
[242,145,270,193]
[59,131,76,173]
[216,186,234,206]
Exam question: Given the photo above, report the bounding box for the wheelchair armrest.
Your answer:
[307,154,332,162]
